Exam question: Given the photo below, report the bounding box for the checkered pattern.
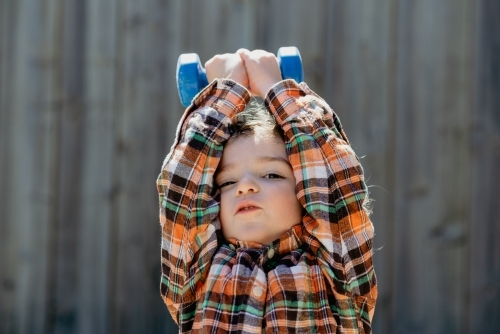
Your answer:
[157,79,377,333]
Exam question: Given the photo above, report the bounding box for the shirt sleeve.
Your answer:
[156,79,250,322]
[265,79,377,330]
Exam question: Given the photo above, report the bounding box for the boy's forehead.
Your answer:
[224,134,285,156]
[218,134,288,170]
[229,131,281,144]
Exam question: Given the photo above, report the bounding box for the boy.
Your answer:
[157,49,377,333]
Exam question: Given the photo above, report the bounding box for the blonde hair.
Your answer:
[228,99,284,142]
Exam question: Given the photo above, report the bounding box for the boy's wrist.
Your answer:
[264,79,300,101]
[256,79,280,99]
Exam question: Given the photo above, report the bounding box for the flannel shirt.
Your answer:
[157,79,377,333]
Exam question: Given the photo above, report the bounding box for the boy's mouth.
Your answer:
[235,201,261,214]
[239,206,258,212]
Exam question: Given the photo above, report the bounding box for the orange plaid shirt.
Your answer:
[157,79,377,333]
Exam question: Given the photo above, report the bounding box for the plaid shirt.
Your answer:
[157,79,377,333]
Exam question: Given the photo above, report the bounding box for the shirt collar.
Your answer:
[227,224,304,257]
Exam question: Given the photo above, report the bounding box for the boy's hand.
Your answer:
[205,53,248,88]
[237,49,282,99]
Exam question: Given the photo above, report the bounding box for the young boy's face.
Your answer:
[215,133,303,245]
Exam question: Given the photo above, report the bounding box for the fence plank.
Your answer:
[469,1,500,333]
[112,0,180,332]
[0,0,18,332]
[1,0,64,332]
[193,0,258,59]
[391,1,474,333]
[255,0,325,91]
[70,0,119,333]
[323,2,401,333]
[47,1,86,333]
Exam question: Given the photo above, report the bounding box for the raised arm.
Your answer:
[157,54,250,322]
[265,79,377,330]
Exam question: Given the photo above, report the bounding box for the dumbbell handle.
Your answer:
[176,47,303,107]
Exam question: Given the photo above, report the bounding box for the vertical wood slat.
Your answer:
[0,0,64,333]
[42,0,65,332]
[73,0,118,333]
[112,0,177,332]
[322,2,400,334]
[437,2,473,331]
[11,3,43,331]
[469,1,500,333]
[429,1,473,332]
[113,1,151,330]
[194,0,258,61]
[23,1,63,332]
[0,0,18,331]
[392,1,475,333]
[50,1,85,333]
[255,0,325,91]
[392,1,416,331]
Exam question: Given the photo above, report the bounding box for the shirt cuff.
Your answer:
[192,79,251,118]
[264,79,310,124]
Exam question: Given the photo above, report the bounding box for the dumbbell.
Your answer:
[176,47,304,107]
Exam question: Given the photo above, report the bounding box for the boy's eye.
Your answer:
[218,181,235,188]
[264,173,283,179]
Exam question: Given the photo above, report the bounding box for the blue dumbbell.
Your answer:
[176,47,304,107]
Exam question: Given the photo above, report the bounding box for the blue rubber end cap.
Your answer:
[277,47,304,83]
[176,53,207,107]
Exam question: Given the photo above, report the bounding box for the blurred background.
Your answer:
[1,0,499,333]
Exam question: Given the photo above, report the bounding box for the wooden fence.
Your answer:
[1,0,498,333]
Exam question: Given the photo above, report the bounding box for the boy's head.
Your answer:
[215,102,303,245]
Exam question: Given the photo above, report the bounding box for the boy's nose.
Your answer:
[236,176,260,195]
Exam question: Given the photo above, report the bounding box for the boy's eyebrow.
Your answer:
[217,155,289,174]
[257,155,290,165]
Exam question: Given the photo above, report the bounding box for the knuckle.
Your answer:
[204,59,214,69]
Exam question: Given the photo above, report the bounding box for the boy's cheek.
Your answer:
[218,196,233,228]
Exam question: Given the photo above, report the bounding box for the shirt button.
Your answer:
[267,248,275,259]
[252,286,263,297]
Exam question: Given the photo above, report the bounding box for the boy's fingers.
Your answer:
[204,52,249,87]
[236,48,250,62]
[236,48,250,55]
